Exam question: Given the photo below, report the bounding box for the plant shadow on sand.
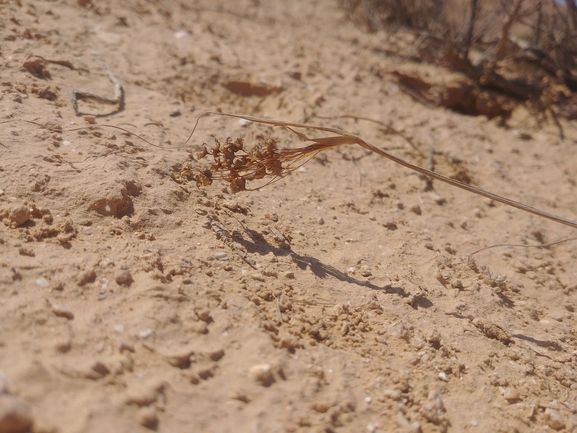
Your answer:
[230,224,433,308]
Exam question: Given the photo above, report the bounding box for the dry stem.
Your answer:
[186,111,577,230]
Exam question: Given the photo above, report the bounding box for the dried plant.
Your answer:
[184,111,577,230]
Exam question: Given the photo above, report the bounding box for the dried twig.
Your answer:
[71,66,125,118]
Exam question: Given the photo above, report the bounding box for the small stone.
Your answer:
[545,408,565,430]
[430,193,446,205]
[118,339,135,353]
[195,308,211,322]
[209,349,225,361]
[249,363,274,386]
[137,406,158,428]
[52,304,74,320]
[35,278,49,288]
[214,252,228,261]
[0,394,33,433]
[114,324,125,333]
[284,271,295,279]
[438,372,449,382]
[83,115,96,124]
[8,206,31,226]
[115,267,132,285]
[548,313,563,322]
[317,217,325,225]
[503,387,520,402]
[139,329,153,339]
[410,204,421,215]
[54,337,72,353]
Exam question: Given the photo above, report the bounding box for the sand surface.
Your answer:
[1,1,577,432]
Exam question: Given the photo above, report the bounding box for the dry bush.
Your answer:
[340,0,577,132]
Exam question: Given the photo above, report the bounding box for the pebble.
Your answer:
[0,394,33,433]
[248,363,274,386]
[410,204,421,215]
[35,278,49,288]
[118,339,135,353]
[137,406,158,427]
[430,193,446,205]
[54,337,72,353]
[503,387,520,402]
[284,271,295,279]
[214,252,228,261]
[115,267,132,285]
[8,206,31,226]
[438,372,449,382]
[51,304,74,320]
[545,408,565,430]
[139,329,153,339]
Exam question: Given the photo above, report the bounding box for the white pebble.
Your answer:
[438,372,449,382]
[174,30,190,39]
[114,324,125,333]
[139,329,153,339]
[214,252,228,261]
[36,278,49,288]
[62,140,71,147]
[239,119,251,126]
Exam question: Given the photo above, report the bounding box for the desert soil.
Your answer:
[1,1,577,432]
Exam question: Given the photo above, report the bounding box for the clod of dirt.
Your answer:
[544,408,565,430]
[222,80,283,97]
[502,387,520,402]
[8,206,31,226]
[0,394,33,433]
[469,317,511,344]
[115,267,133,286]
[23,56,50,79]
[88,184,134,218]
[249,363,274,386]
[76,268,97,286]
[125,378,166,407]
[137,406,158,428]
[421,390,446,425]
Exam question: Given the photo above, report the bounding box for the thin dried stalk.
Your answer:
[186,111,577,230]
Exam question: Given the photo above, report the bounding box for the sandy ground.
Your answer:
[1,1,577,432]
